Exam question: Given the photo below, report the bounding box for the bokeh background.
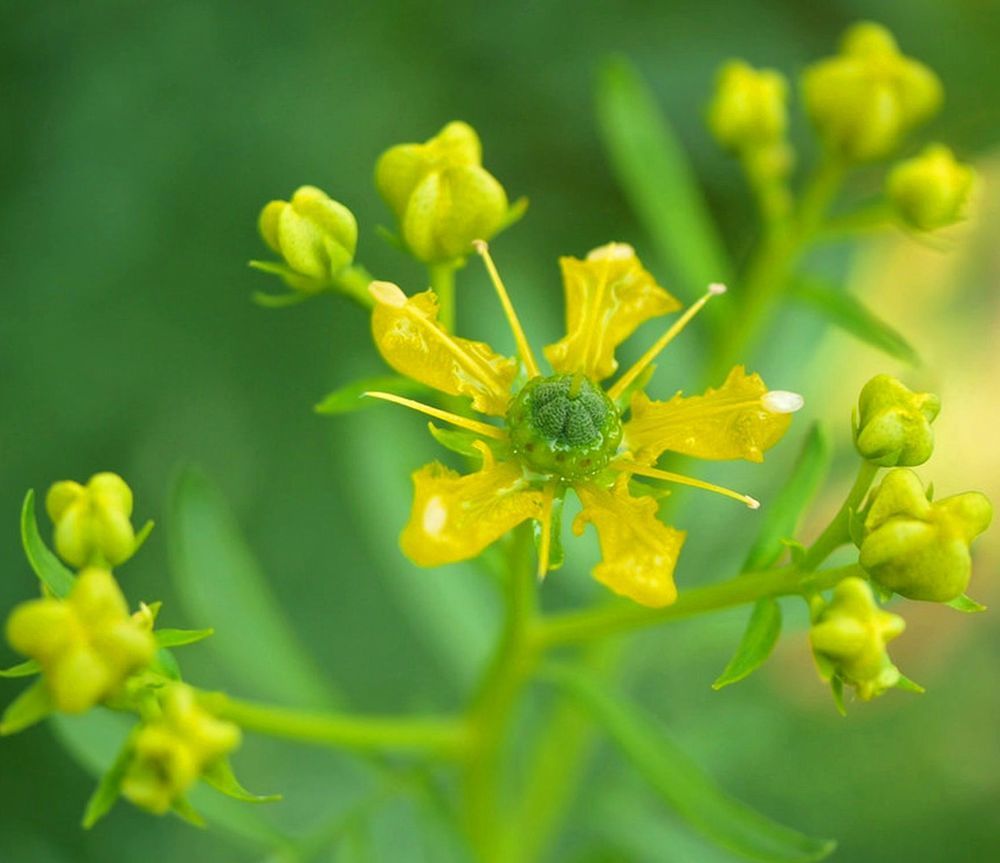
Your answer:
[2,1,999,861]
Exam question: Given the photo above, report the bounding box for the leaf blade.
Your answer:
[596,57,732,301]
[21,489,76,599]
[0,659,41,678]
[315,375,431,416]
[792,279,920,366]
[201,758,282,804]
[0,679,54,735]
[542,663,836,863]
[167,468,337,707]
[744,424,831,571]
[154,627,215,648]
[82,735,135,828]
[712,599,783,691]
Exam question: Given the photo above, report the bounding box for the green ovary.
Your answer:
[506,374,623,480]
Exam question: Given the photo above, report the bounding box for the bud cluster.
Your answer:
[122,685,241,815]
[375,120,513,264]
[802,22,942,161]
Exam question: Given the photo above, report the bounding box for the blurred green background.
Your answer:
[2,1,999,861]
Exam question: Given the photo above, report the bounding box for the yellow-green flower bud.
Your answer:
[887,144,975,231]
[854,374,940,466]
[802,22,942,161]
[258,186,358,294]
[859,469,992,602]
[46,472,136,568]
[810,576,905,701]
[708,60,788,152]
[122,685,241,814]
[5,567,155,713]
[375,120,509,264]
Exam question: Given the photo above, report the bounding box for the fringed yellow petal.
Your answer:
[573,477,685,608]
[624,365,794,464]
[401,461,544,567]
[544,243,680,381]
[370,281,517,416]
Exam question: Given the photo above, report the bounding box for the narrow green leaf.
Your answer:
[167,470,338,707]
[154,627,215,648]
[172,796,207,828]
[315,375,430,416]
[21,489,75,599]
[0,659,41,678]
[202,758,282,804]
[133,519,156,555]
[744,424,831,571]
[895,674,926,694]
[714,426,829,690]
[596,57,732,301]
[168,468,337,707]
[791,279,920,366]
[427,422,487,458]
[53,710,293,849]
[152,647,183,681]
[0,679,53,735]
[499,195,530,232]
[712,599,783,691]
[543,664,836,863]
[946,594,987,613]
[252,289,311,309]
[82,735,134,828]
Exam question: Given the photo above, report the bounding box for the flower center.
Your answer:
[506,373,622,480]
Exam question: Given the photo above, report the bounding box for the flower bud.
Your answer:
[859,469,992,602]
[46,472,137,568]
[810,576,905,701]
[258,186,358,294]
[802,22,942,161]
[375,121,510,264]
[708,61,788,152]
[122,685,240,814]
[5,567,155,713]
[854,375,939,467]
[887,145,975,231]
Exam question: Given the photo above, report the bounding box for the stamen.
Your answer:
[608,283,728,402]
[537,483,556,580]
[472,240,541,379]
[762,390,805,414]
[364,392,507,440]
[614,459,760,509]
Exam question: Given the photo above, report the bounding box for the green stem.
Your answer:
[800,460,878,572]
[334,264,377,309]
[429,261,460,333]
[536,563,860,648]
[708,152,846,381]
[461,524,539,860]
[202,693,469,759]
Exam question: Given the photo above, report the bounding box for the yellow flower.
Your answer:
[122,684,241,814]
[366,241,800,607]
[5,567,155,713]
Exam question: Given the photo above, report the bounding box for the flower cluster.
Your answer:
[1,473,255,825]
[805,375,992,705]
[366,242,802,607]
[708,21,974,233]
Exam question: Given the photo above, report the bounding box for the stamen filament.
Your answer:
[473,240,541,379]
[537,483,556,580]
[613,459,760,509]
[608,283,727,402]
[364,392,507,440]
